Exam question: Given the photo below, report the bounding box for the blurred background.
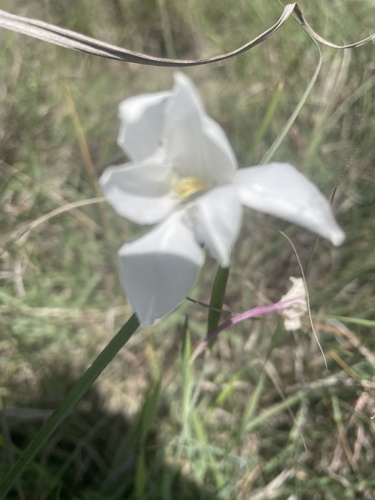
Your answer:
[1,0,375,498]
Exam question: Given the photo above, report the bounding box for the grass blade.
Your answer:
[260,36,322,164]
[0,314,140,498]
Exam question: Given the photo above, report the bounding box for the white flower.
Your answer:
[280,277,308,331]
[100,73,345,325]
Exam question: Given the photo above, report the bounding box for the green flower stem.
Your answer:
[207,266,230,335]
[0,313,140,498]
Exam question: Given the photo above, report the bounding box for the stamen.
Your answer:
[172,176,208,201]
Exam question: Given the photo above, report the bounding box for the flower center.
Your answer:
[172,176,208,201]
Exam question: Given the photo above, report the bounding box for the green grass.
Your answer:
[1,0,375,498]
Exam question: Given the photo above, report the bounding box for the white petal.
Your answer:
[164,73,237,186]
[117,90,170,160]
[118,214,204,325]
[234,163,345,246]
[99,151,177,225]
[187,186,242,267]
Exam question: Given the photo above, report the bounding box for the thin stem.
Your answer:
[260,36,322,165]
[206,266,230,335]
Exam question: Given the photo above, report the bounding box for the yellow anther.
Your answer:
[172,176,208,201]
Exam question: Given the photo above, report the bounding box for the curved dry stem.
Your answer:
[0,4,373,68]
